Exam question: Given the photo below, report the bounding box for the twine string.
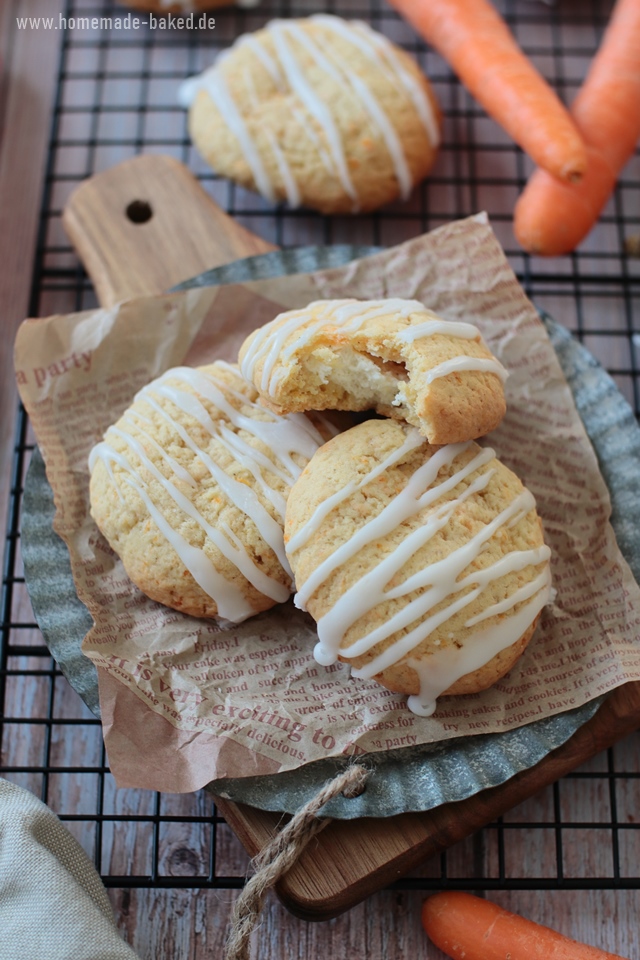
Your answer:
[224,763,369,960]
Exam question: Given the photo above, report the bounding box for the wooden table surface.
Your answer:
[1,1,639,958]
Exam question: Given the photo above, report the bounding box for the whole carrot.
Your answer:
[385,0,587,183]
[421,891,629,960]
[514,0,640,255]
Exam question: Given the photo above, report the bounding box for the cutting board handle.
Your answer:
[62,154,275,308]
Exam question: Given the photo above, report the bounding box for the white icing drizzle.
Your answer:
[291,106,334,173]
[243,65,259,112]
[311,14,440,150]
[284,411,328,448]
[332,298,424,333]
[210,358,241,376]
[263,128,301,208]
[120,413,197,488]
[90,364,326,621]
[177,75,203,110]
[240,299,504,399]
[238,35,284,87]
[91,443,259,623]
[241,301,334,393]
[214,424,288,521]
[88,443,124,503]
[188,68,276,202]
[109,425,290,600]
[178,16,439,208]
[507,507,530,528]
[425,356,509,384]
[152,366,323,475]
[286,427,425,554]
[405,571,551,717]
[312,15,394,69]
[287,433,551,715]
[295,441,495,611]
[140,385,290,573]
[396,319,481,342]
[314,467,497,654]
[284,20,412,199]
[240,298,425,395]
[240,61,301,206]
[268,20,358,206]
[308,412,341,439]
[351,19,441,147]
[464,561,551,627]
[128,483,252,623]
[340,505,545,666]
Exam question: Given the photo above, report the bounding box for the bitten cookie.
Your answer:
[89,361,334,623]
[239,298,508,444]
[179,15,441,214]
[285,419,552,716]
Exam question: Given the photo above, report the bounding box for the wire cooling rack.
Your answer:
[2,0,640,908]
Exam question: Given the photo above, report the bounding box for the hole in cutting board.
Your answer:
[126,199,153,224]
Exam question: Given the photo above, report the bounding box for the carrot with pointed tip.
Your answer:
[514,0,640,256]
[385,0,587,183]
[421,891,629,960]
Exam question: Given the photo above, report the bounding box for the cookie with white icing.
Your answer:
[285,419,551,716]
[239,298,508,445]
[89,361,334,623]
[179,15,441,214]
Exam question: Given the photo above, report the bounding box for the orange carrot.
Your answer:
[421,891,629,960]
[514,0,640,255]
[385,0,587,182]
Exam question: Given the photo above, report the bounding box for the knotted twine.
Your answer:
[224,763,369,960]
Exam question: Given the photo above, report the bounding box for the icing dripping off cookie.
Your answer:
[89,364,326,622]
[286,430,551,716]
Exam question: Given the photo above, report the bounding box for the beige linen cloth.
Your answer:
[0,778,141,960]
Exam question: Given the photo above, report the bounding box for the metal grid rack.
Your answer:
[2,0,640,905]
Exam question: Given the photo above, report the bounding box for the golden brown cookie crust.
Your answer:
[89,361,331,622]
[239,299,507,444]
[185,16,441,214]
[285,419,551,710]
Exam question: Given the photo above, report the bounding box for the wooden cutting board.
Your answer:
[63,153,640,921]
